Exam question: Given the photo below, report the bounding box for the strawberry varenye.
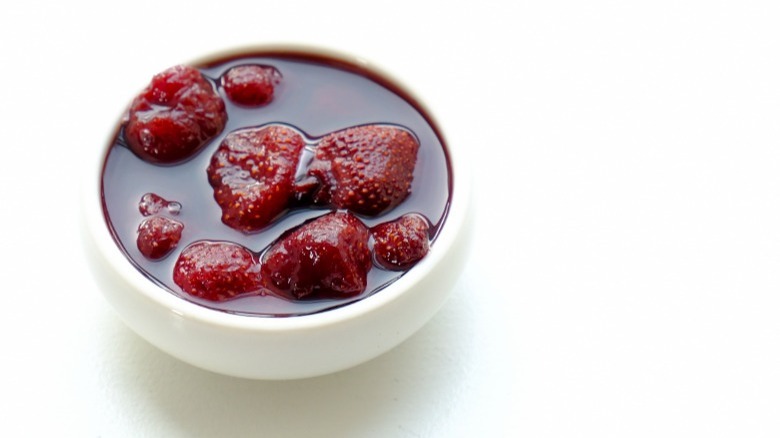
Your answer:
[101,52,451,316]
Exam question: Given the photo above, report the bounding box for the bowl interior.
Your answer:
[87,43,469,334]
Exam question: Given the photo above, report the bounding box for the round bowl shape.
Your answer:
[82,44,472,380]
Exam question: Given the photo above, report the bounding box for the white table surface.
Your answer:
[2,0,780,436]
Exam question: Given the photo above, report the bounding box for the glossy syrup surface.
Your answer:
[101,52,452,316]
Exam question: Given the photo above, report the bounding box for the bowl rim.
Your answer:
[84,43,471,333]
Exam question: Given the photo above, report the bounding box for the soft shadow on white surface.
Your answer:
[93,284,481,437]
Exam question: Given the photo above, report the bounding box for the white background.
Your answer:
[2,0,780,436]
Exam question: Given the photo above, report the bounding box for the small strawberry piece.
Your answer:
[307,125,419,216]
[261,211,372,300]
[136,216,184,260]
[222,65,281,106]
[371,214,430,270]
[125,65,227,164]
[138,192,181,216]
[207,124,306,232]
[173,241,262,301]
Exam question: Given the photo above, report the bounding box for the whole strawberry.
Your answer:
[261,211,372,300]
[371,214,430,270]
[136,216,184,260]
[173,241,262,301]
[125,65,227,164]
[207,125,306,232]
[306,125,419,216]
[222,64,281,106]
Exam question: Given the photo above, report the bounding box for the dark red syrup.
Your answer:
[101,51,452,316]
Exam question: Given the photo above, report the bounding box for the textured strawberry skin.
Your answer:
[308,125,419,216]
[222,64,281,106]
[173,241,262,301]
[125,65,227,164]
[371,213,430,270]
[207,125,306,233]
[261,211,372,300]
[136,216,184,260]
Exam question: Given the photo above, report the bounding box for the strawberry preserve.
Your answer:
[101,50,452,316]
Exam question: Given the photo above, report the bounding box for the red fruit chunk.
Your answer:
[138,192,181,216]
[261,211,372,300]
[125,65,227,164]
[136,216,184,260]
[173,241,262,301]
[307,125,419,216]
[207,124,306,232]
[222,65,281,106]
[371,214,430,270]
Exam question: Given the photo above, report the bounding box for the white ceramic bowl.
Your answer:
[82,45,472,380]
